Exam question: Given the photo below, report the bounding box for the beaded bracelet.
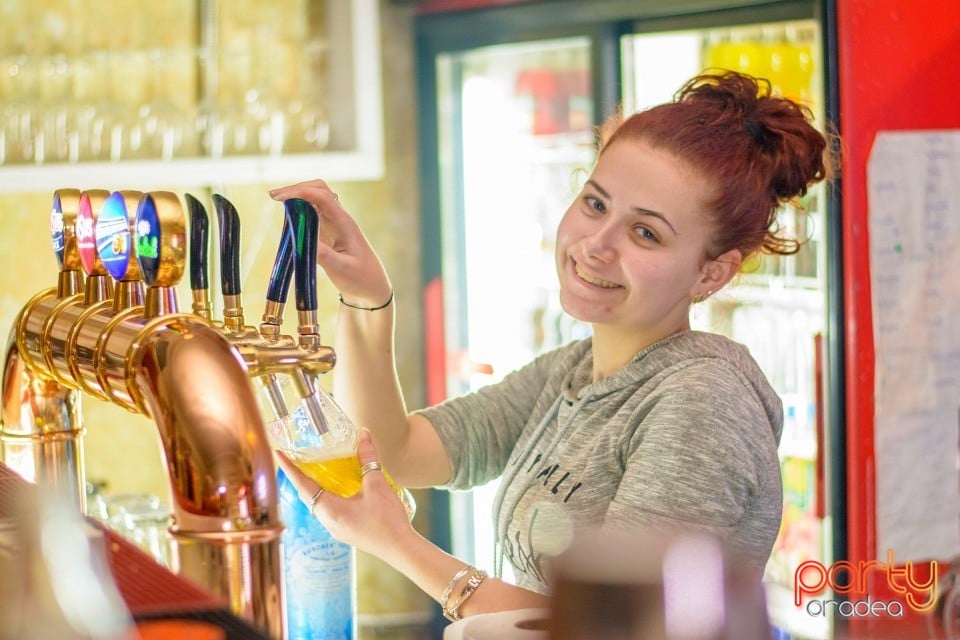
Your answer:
[338,290,394,311]
[439,565,472,612]
[443,568,488,622]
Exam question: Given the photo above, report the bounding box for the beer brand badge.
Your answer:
[135,196,161,285]
[51,193,66,267]
[77,194,98,275]
[96,192,132,281]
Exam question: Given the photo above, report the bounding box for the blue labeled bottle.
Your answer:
[257,374,357,639]
[268,197,355,638]
[279,467,356,640]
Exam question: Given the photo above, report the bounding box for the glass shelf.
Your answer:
[0,0,383,191]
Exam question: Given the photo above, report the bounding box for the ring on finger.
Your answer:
[306,487,325,508]
[360,461,383,477]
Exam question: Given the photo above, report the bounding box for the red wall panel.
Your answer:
[838,1,960,635]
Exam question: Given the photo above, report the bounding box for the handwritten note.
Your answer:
[868,131,960,561]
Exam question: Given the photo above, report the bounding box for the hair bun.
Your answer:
[599,70,833,258]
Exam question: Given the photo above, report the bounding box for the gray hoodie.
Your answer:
[419,330,784,594]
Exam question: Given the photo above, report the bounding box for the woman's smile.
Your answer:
[574,260,621,289]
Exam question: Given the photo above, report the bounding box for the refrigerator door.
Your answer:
[622,21,831,640]
[434,36,595,580]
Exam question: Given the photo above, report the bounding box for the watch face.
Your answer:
[51,192,66,267]
[77,193,98,275]
[96,191,132,281]
[135,195,161,286]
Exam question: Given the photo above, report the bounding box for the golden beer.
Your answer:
[291,447,368,497]
[288,443,412,518]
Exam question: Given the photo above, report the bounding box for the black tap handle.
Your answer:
[184,194,209,291]
[266,215,295,304]
[283,198,318,312]
[212,193,242,297]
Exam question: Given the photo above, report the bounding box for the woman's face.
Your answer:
[555,139,720,340]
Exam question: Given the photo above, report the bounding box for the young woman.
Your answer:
[270,70,831,621]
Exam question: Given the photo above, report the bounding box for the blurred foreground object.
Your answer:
[0,460,271,639]
[0,483,134,640]
[443,607,549,640]
[549,531,772,640]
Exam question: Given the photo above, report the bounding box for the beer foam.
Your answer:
[294,441,356,463]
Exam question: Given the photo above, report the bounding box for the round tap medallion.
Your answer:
[77,193,99,275]
[51,192,66,267]
[135,195,162,286]
[96,191,132,281]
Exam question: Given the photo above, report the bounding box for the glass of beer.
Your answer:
[279,383,416,519]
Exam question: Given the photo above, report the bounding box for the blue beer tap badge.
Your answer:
[135,196,161,286]
[51,193,66,267]
[96,192,132,281]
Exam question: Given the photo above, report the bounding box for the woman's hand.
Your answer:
[278,432,550,619]
[275,429,415,560]
[268,179,392,309]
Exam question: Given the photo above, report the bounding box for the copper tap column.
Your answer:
[1,189,87,509]
[137,192,284,639]
[132,314,284,639]
[1,191,285,639]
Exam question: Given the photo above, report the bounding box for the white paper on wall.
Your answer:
[868,130,960,562]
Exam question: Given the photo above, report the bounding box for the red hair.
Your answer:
[598,71,832,258]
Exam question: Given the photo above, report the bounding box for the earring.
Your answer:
[693,290,713,304]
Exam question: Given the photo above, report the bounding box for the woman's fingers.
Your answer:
[268,179,336,203]
[274,434,413,557]
[269,181,356,242]
[270,182,357,241]
[357,428,378,465]
[267,180,392,308]
[275,450,324,506]
[267,181,379,263]
[274,450,301,483]
[357,429,388,488]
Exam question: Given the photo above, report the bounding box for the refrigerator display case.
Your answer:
[622,22,830,638]
[415,2,843,638]
[431,35,597,581]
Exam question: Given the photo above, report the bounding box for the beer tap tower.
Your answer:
[1,189,337,640]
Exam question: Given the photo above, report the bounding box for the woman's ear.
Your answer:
[695,249,742,298]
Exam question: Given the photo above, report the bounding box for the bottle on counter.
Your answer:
[256,375,356,640]
[279,461,356,640]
